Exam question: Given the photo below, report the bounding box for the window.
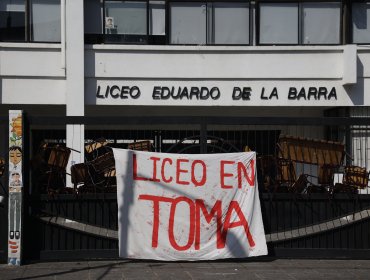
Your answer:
[105,1,147,35]
[212,2,250,45]
[30,0,61,42]
[98,0,165,44]
[302,2,340,44]
[85,0,102,34]
[258,1,341,45]
[170,2,206,44]
[149,1,165,35]
[0,0,61,43]
[0,0,26,42]
[170,1,250,45]
[259,3,298,44]
[352,2,370,44]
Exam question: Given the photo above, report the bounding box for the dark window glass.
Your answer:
[0,0,26,42]
[352,2,370,43]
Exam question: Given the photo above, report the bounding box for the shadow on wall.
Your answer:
[344,56,364,106]
[84,50,97,105]
[119,150,203,257]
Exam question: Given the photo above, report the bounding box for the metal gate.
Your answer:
[20,116,370,260]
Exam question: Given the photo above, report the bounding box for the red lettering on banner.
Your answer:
[221,201,255,248]
[168,197,195,251]
[176,159,190,185]
[139,195,255,251]
[194,200,222,250]
[150,156,161,182]
[138,195,173,248]
[220,160,234,189]
[191,160,207,187]
[237,160,255,188]
[161,158,173,183]
[220,159,255,189]
[134,155,208,187]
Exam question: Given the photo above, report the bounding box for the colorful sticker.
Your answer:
[8,110,23,266]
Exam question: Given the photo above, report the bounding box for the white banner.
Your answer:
[113,149,267,260]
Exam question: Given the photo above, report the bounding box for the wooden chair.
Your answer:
[127,140,152,151]
[46,145,71,193]
[274,158,294,192]
[89,150,116,191]
[85,138,109,162]
[333,166,369,194]
[257,155,278,191]
[71,163,90,192]
[277,136,345,193]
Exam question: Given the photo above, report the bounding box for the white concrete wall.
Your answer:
[85,45,345,79]
[0,43,368,108]
[0,43,66,105]
[84,44,364,107]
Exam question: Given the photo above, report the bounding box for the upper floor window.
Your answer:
[30,0,61,42]
[94,0,166,44]
[170,1,250,45]
[352,2,370,44]
[258,1,341,45]
[85,0,250,45]
[0,0,61,43]
[0,0,26,42]
[87,0,370,46]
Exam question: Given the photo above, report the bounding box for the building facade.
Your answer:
[1,0,370,262]
[0,1,370,162]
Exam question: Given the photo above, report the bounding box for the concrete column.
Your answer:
[66,0,84,117]
[65,0,85,185]
[66,124,85,187]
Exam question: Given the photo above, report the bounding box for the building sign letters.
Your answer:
[97,85,337,102]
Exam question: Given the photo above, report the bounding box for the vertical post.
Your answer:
[66,124,85,187]
[200,118,207,154]
[65,0,85,185]
[345,108,352,166]
[61,0,66,69]
[8,110,24,266]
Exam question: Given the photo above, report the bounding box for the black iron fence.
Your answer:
[6,115,370,261]
[25,193,370,260]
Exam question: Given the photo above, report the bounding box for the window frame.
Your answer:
[168,0,252,46]
[257,0,343,46]
[102,0,167,44]
[29,0,62,43]
[349,0,370,44]
[0,0,62,43]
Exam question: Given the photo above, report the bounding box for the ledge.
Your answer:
[85,44,346,53]
[0,42,61,50]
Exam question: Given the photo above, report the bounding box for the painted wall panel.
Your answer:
[0,44,65,77]
[1,79,66,104]
[85,46,343,79]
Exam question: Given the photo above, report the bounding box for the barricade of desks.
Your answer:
[258,135,369,194]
